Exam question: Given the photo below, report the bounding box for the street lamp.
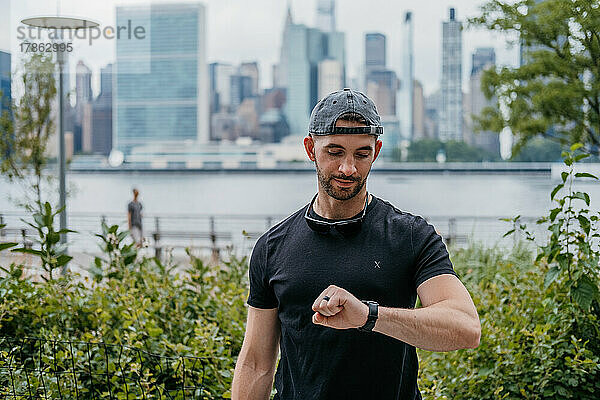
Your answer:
[20,16,99,251]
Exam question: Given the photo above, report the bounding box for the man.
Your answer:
[232,88,480,400]
[127,188,143,247]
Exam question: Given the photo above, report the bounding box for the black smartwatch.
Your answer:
[358,300,378,332]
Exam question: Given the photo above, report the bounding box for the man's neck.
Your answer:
[313,189,370,220]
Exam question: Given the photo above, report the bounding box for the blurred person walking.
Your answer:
[127,188,143,247]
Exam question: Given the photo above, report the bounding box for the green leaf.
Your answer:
[564,158,573,166]
[577,215,590,235]
[33,214,44,227]
[572,192,590,206]
[503,229,515,238]
[57,228,77,234]
[47,232,60,245]
[551,184,564,200]
[549,208,561,222]
[55,254,72,267]
[544,266,560,289]
[11,248,43,256]
[561,171,568,182]
[570,143,583,151]
[574,172,598,180]
[571,276,598,311]
[573,153,590,162]
[0,242,18,251]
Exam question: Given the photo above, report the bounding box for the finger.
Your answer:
[312,290,331,310]
[312,312,327,325]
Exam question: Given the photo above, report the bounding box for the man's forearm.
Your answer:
[373,301,480,351]
[231,359,275,400]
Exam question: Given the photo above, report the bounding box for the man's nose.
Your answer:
[338,156,357,176]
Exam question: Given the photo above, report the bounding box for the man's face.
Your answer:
[303,120,382,201]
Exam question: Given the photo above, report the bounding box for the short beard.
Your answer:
[315,158,366,201]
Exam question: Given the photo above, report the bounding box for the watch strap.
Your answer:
[358,300,378,332]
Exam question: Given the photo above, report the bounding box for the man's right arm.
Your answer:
[232,306,280,400]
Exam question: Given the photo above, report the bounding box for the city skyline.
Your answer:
[1,0,520,98]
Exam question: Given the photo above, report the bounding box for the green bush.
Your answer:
[418,145,600,399]
[418,242,600,399]
[0,222,248,398]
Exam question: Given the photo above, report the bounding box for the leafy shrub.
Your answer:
[418,242,600,399]
[0,223,248,398]
[419,145,600,398]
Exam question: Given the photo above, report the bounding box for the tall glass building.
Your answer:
[0,51,10,116]
[114,3,209,154]
[440,7,463,142]
[280,8,345,135]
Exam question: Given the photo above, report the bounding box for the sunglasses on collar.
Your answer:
[304,192,369,236]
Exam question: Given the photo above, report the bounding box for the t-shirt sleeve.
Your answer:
[127,202,133,213]
[247,234,278,309]
[411,216,457,289]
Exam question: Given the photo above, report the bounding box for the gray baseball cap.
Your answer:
[309,88,383,136]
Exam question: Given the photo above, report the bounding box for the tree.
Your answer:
[510,135,564,161]
[470,0,600,156]
[0,54,57,212]
[405,138,500,162]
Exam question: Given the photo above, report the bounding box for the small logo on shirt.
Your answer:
[374,261,381,269]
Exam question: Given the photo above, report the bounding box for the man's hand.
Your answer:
[311,285,369,329]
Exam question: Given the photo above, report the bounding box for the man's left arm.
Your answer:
[312,275,480,352]
[373,274,480,351]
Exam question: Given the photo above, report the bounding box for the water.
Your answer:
[2,169,599,254]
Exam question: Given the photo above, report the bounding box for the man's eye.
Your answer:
[356,153,369,158]
[328,152,342,156]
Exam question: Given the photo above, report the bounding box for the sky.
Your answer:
[1,0,521,97]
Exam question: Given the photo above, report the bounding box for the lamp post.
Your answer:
[20,17,98,253]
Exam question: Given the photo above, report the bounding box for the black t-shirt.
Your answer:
[247,195,457,400]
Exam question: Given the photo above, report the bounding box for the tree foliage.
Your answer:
[470,0,600,155]
[406,138,500,162]
[0,53,57,211]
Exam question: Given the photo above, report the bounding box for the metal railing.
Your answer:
[0,336,224,399]
[0,211,548,257]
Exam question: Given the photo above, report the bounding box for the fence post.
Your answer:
[0,214,4,238]
[153,217,161,259]
[266,216,272,230]
[210,216,219,262]
[21,229,32,249]
[448,218,456,246]
[101,215,106,227]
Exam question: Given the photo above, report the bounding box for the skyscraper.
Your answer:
[114,2,209,153]
[74,60,92,153]
[440,7,463,142]
[92,64,113,155]
[467,47,500,157]
[240,62,259,97]
[413,80,426,140]
[366,69,396,116]
[75,61,92,113]
[280,7,345,135]
[210,62,235,113]
[316,0,335,32]
[399,11,414,140]
[365,33,386,78]
[0,51,10,116]
[318,58,343,99]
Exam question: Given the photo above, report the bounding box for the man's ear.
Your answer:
[303,135,316,161]
[373,139,383,162]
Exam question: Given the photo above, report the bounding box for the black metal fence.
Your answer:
[0,337,225,399]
